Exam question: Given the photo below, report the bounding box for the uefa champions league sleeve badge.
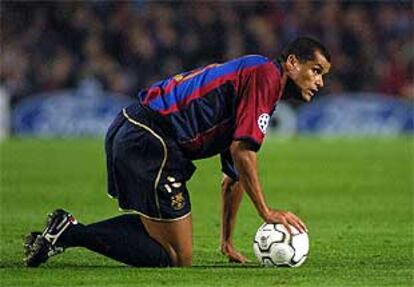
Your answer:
[257,113,270,134]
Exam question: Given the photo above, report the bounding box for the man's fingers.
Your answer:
[229,255,246,264]
[287,213,307,233]
[290,213,307,230]
[280,218,292,234]
[228,251,248,264]
[269,210,308,234]
[298,219,308,233]
[222,245,249,264]
[290,218,305,233]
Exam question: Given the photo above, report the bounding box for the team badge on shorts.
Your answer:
[171,192,185,210]
[257,113,270,134]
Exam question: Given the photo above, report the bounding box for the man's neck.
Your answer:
[279,63,289,99]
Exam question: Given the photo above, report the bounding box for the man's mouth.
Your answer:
[308,88,318,97]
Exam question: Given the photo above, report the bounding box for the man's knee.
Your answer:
[158,244,191,267]
[140,215,193,267]
[174,247,192,267]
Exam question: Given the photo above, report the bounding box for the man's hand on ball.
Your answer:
[261,209,308,234]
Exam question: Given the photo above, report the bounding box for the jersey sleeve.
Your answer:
[233,61,281,151]
[220,150,239,182]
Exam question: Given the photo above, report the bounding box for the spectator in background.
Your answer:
[1,1,413,105]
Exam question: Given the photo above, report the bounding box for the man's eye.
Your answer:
[313,68,322,75]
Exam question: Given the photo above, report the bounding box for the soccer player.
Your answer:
[24,37,331,267]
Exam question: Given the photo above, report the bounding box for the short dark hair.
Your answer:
[280,36,331,63]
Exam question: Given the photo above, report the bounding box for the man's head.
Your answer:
[280,37,331,102]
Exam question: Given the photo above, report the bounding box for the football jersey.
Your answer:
[137,55,283,164]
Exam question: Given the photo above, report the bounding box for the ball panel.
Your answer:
[270,243,295,265]
[262,256,277,267]
[291,255,307,268]
[254,224,285,252]
[274,223,300,236]
[291,232,309,262]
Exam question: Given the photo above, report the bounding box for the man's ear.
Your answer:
[285,54,299,72]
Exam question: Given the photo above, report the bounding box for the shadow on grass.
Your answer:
[1,261,262,269]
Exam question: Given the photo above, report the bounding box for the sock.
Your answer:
[59,214,170,267]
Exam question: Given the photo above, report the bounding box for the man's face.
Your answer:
[285,50,331,102]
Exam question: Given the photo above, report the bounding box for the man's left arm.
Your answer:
[220,175,248,263]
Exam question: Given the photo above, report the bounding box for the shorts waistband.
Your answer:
[124,102,174,137]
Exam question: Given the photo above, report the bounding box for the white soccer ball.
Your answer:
[253,223,309,267]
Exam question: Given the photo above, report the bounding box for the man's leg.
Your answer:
[140,214,193,267]
[24,210,171,267]
[63,214,172,267]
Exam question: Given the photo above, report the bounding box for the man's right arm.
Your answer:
[229,140,307,233]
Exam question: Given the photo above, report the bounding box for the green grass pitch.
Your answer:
[1,137,413,287]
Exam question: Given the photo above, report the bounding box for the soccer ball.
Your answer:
[253,223,309,267]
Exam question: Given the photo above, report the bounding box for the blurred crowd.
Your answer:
[1,1,413,105]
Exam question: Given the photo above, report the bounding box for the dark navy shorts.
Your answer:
[105,103,196,221]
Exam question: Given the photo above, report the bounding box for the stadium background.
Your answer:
[1,1,413,138]
[0,1,413,287]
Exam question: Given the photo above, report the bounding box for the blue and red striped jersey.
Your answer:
[137,55,283,160]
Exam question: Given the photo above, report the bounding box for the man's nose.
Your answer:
[316,76,324,88]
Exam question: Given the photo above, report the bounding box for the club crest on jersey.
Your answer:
[257,113,270,134]
[171,192,185,210]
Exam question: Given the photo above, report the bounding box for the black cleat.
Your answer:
[24,232,42,257]
[24,209,77,267]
